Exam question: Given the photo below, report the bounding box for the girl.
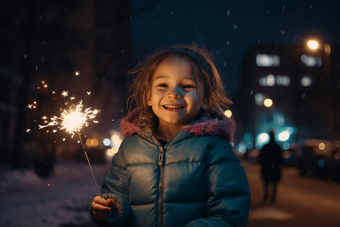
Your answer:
[90,44,251,227]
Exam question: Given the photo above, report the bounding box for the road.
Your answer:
[1,161,340,227]
[244,160,340,227]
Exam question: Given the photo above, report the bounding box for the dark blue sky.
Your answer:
[129,0,340,97]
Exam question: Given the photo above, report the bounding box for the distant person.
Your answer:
[259,130,283,203]
[90,44,251,227]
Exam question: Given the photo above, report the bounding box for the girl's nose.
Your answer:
[167,87,182,99]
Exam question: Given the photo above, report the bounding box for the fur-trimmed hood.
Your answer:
[120,109,236,142]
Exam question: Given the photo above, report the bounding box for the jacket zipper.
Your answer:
[158,146,165,227]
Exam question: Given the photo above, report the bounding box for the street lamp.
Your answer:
[306,40,331,68]
[307,39,334,139]
[307,40,319,50]
[263,98,273,107]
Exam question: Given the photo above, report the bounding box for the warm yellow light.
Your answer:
[86,138,92,147]
[111,134,123,147]
[319,143,325,150]
[91,138,98,147]
[307,40,319,50]
[86,138,99,147]
[224,110,232,118]
[263,99,273,107]
[106,147,118,157]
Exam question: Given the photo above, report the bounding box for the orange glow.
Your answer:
[106,147,119,157]
[319,143,325,150]
[86,138,99,147]
[224,110,232,118]
[264,99,273,107]
[307,40,319,50]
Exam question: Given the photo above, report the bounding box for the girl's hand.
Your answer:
[91,196,115,221]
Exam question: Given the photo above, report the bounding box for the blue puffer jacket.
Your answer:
[93,110,251,227]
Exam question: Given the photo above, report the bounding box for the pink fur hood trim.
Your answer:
[120,109,236,142]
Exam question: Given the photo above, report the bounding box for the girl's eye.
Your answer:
[182,85,196,89]
[157,84,168,88]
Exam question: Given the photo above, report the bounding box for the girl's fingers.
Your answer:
[106,199,116,209]
[92,202,112,211]
[93,196,110,206]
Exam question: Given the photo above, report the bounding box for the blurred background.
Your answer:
[0,0,340,226]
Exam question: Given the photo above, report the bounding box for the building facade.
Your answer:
[235,44,338,154]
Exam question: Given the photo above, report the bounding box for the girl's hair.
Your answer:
[127,43,232,120]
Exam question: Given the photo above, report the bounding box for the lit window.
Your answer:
[256,54,280,67]
[267,74,275,86]
[259,74,290,86]
[301,55,322,67]
[301,75,312,87]
[255,93,265,105]
[259,77,266,86]
[276,75,290,86]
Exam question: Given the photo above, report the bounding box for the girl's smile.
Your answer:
[162,104,185,110]
[147,56,208,138]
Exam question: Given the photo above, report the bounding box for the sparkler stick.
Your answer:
[77,130,100,193]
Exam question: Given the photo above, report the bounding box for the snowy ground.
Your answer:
[0,162,111,227]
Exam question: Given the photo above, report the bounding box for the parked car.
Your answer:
[297,139,340,180]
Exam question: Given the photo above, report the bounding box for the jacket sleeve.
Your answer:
[185,139,251,227]
[90,140,132,227]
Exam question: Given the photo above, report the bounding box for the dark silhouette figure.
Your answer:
[259,130,283,203]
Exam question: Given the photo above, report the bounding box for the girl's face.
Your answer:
[147,56,208,129]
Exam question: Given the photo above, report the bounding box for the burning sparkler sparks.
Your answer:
[38,100,100,135]
[75,71,80,76]
[61,91,69,97]
[38,100,101,192]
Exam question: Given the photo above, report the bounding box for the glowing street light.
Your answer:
[307,40,319,50]
[263,98,273,107]
[224,110,232,118]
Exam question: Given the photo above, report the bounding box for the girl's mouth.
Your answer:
[162,105,184,109]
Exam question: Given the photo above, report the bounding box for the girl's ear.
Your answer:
[147,97,152,106]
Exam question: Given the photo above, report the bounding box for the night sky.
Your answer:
[129,0,340,97]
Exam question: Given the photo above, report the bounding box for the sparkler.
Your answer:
[38,100,101,193]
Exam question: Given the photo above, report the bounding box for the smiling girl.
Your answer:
[90,44,251,227]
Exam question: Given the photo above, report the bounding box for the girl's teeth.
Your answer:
[165,105,182,109]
